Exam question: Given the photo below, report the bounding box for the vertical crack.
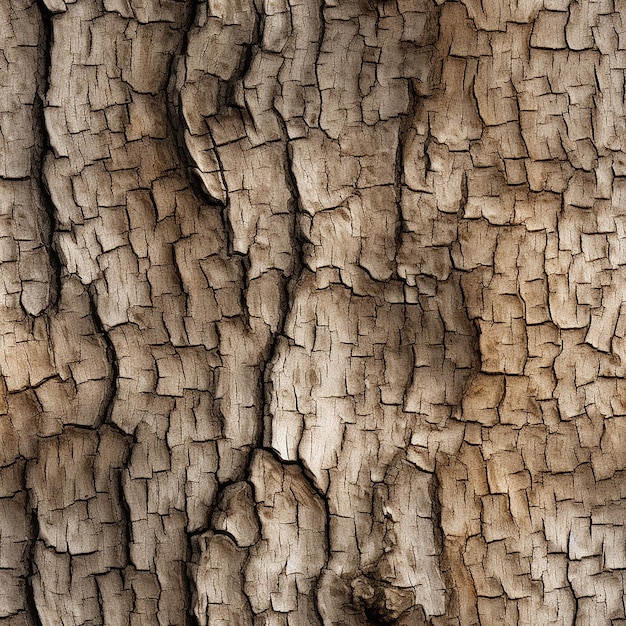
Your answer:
[166,2,226,213]
[314,0,327,132]
[33,0,61,313]
[394,77,418,277]
[86,286,120,430]
[19,5,56,626]
[25,485,44,626]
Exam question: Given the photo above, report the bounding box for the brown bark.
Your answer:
[1,0,625,624]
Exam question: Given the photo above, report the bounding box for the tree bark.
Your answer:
[1,0,625,624]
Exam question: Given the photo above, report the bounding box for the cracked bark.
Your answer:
[2,0,626,624]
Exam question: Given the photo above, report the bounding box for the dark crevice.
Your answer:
[171,244,190,321]
[430,466,445,568]
[86,285,122,434]
[256,114,307,446]
[115,467,133,569]
[20,9,54,626]
[35,1,53,100]
[259,319,285,450]
[315,0,328,132]
[311,482,332,625]
[184,555,202,626]
[166,8,226,211]
[25,491,44,626]
[566,556,579,625]
[393,76,416,276]
[85,284,135,619]
[0,175,30,182]
[34,1,61,313]
[185,538,209,626]
[283,140,309,282]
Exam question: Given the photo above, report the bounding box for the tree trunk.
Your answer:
[1,0,625,624]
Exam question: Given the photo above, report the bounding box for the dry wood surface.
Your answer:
[1,0,625,624]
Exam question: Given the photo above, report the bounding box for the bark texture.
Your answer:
[1,0,626,624]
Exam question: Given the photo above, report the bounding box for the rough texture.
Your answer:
[1,0,626,624]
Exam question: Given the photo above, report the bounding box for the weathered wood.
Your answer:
[1,0,625,624]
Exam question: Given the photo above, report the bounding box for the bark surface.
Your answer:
[1,0,626,624]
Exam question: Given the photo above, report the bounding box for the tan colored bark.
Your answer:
[1,0,625,624]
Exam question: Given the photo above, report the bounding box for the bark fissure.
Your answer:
[25,502,45,626]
